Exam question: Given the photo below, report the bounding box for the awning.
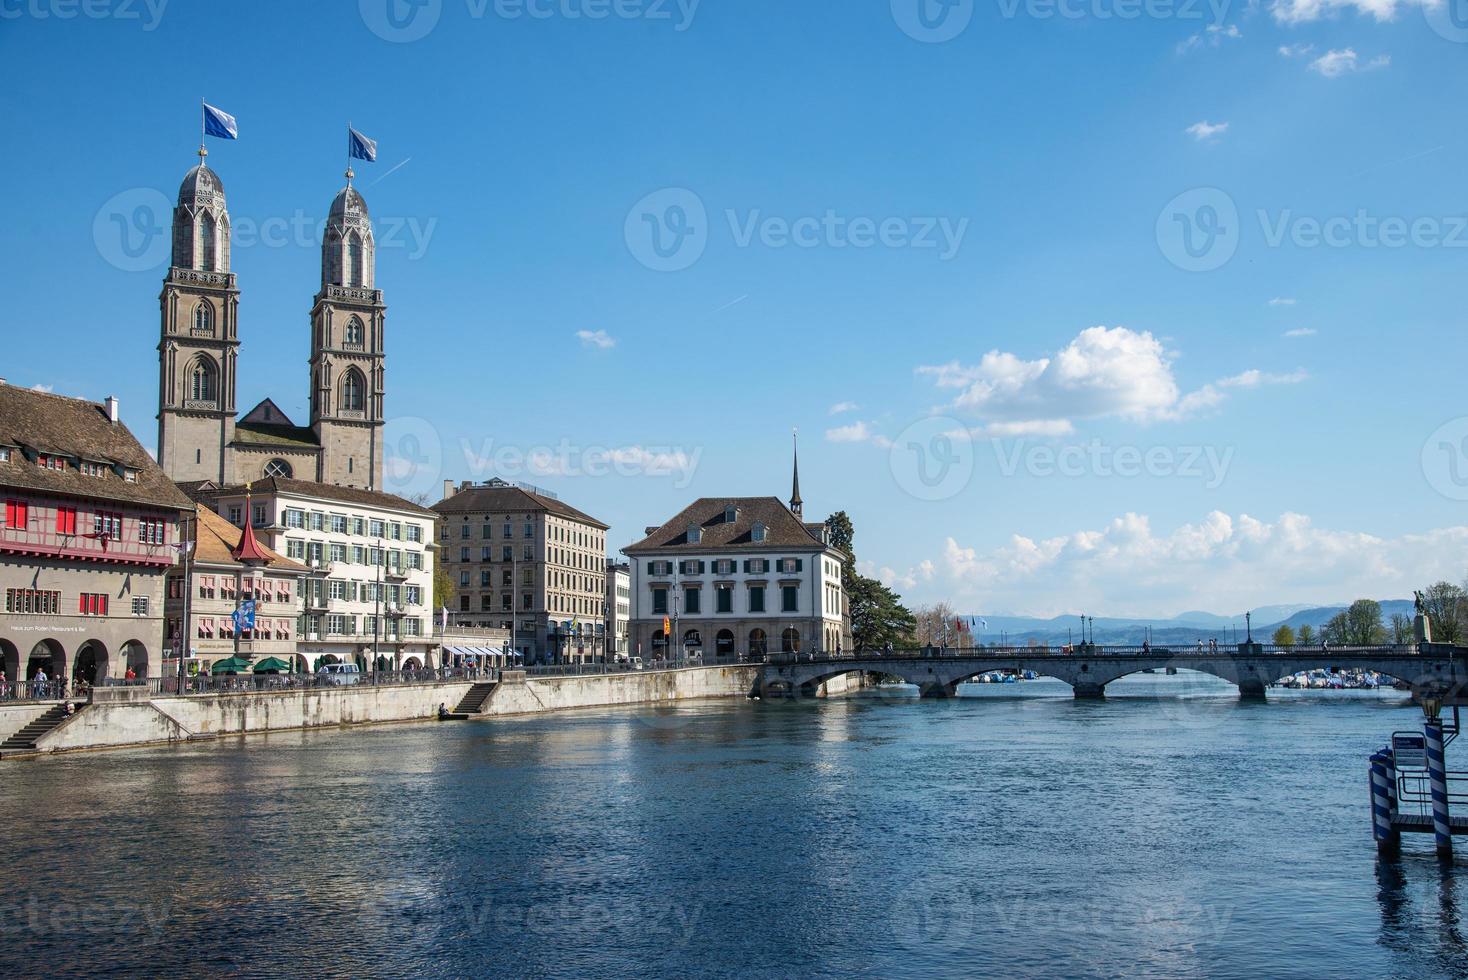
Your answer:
[252,657,292,673]
[210,656,253,675]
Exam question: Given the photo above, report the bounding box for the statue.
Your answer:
[1415,590,1426,617]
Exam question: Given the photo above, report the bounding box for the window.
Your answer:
[782,585,799,613]
[138,518,166,544]
[79,592,109,616]
[684,588,701,614]
[745,559,769,575]
[310,512,326,532]
[748,586,766,613]
[724,505,737,523]
[6,589,59,614]
[192,301,213,336]
[406,524,422,543]
[523,522,533,539]
[341,370,366,412]
[189,357,218,403]
[752,522,767,543]
[716,585,733,614]
[36,454,66,471]
[93,512,122,539]
[329,543,347,563]
[406,586,421,605]
[346,233,364,288]
[80,460,107,477]
[687,524,702,544]
[330,515,349,534]
[227,506,243,526]
[652,589,668,615]
[0,448,9,462]
[253,504,267,527]
[370,519,385,538]
[199,212,217,271]
[284,509,305,529]
[459,571,470,587]
[523,545,532,561]
[714,559,736,576]
[286,539,306,560]
[344,316,365,349]
[131,596,149,617]
[5,499,28,528]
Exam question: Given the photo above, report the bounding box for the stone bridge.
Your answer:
[756,645,1468,700]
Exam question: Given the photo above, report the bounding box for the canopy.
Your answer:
[252,657,292,673]
[210,656,254,675]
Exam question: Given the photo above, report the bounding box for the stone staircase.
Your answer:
[1,704,75,754]
[444,683,496,719]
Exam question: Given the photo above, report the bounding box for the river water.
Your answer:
[1,673,1464,979]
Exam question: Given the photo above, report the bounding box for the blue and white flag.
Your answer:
[202,102,238,140]
[232,599,256,633]
[348,126,377,163]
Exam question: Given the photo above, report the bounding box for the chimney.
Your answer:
[443,479,455,501]
[105,396,120,424]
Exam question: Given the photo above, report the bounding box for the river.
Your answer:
[1,673,1463,978]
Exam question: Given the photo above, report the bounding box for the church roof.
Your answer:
[232,422,321,449]
[330,185,370,221]
[625,497,831,554]
[0,383,193,512]
[178,163,226,207]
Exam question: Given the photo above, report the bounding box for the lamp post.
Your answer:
[373,537,383,682]
[176,518,195,694]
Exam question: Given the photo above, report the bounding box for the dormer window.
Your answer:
[724,505,737,524]
[80,460,107,478]
[0,447,10,462]
[36,454,66,472]
[688,524,702,544]
[752,522,767,543]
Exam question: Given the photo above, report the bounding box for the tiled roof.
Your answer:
[232,422,321,449]
[625,497,829,553]
[433,483,608,530]
[193,506,305,571]
[0,384,194,511]
[190,477,437,517]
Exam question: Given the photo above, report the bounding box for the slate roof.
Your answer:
[232,421,321,449]
[190,477,437,517]
[625,497,832,554]
[433,483,608,530]
[0,384,194,511]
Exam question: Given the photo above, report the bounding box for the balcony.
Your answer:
[383,565,410,581]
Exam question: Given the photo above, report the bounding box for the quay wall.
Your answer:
[484,666,759,716]
[0,703,54,742]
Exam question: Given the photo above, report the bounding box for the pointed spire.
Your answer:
[790,428,803,519]
[231,483,269,565]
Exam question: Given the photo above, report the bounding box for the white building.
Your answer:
[186,478,439,670]
[624,453,852,660]
[606,561,630,659]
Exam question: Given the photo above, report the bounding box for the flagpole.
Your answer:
[345,121,354,188]
[199,97,207,163]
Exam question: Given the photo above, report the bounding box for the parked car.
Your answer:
[317,663,363,686]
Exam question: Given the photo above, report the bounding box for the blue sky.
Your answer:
[2,0,1466,617]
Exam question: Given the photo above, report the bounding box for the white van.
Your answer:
[317,663,363,686]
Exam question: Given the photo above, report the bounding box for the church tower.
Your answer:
[157,153,239,483]
[309,171,385,490]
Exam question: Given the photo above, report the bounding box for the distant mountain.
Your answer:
[1270,600,1415,633]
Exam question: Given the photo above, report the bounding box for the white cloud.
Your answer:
[1309,48,1391,78]
[925,511,1468,617]
[859,558,936,593]
[1269,297,1298,306]
[1216,368,1310,388]
[1283,327,1318,338]
[30,384,53,393]
[1186,120,1230,142]
[825,421,874,444]
[1278,43,1316,57]
[828,401,860,415]
[575,329,616,350]
[1272,0,1435,24]
[1178,23,1242,53]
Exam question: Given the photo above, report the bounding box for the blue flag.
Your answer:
[232,599,255,633]
[348,127,377,163]
[203,102,238,140]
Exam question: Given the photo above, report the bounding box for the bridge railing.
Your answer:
[770,643,1431,663]
[1397,771,1468,814]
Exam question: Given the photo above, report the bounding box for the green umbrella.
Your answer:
[210,656,253,675]
[252,657,293,674]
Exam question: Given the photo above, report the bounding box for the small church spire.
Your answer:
[790,428,803,520]
[231,483,269,565]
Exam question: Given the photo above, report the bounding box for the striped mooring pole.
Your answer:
[1425,718,1453,858]
[1369,748,1399,855]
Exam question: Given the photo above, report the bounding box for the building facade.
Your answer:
[187,478,439,670]
[157,155,386,490]
[433,479,609,664]
[624,457,851,661]
[0,383,192,683]
[164,506,307,674]
[606,561,630,660]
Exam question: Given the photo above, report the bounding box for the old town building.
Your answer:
[0,383,192,683]
[433,479,609,664]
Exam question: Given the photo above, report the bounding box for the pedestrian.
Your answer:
[1196,639,1203,654]
[125,665,136,681]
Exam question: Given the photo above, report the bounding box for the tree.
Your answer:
[824,512,854,579]
[848,576,916,651]
[1271,625,1295,647]
[1322,613,1348,646]
[433,564,455,613]
[1422,581,1467,644]
[910,601,958,646]
[1342,599,1386,646]
[1390,613,1413,645]
[1297,624,1315,646]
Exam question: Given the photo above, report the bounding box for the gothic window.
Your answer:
[341,370,365,413]
[346,233,364,288]
[344,316,364,350]
[189,357,218,403]
[263,459,293,479]
[199,213,217,271]
[192,301,213,336]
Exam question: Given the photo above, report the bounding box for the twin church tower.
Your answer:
[156,150,386,491]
